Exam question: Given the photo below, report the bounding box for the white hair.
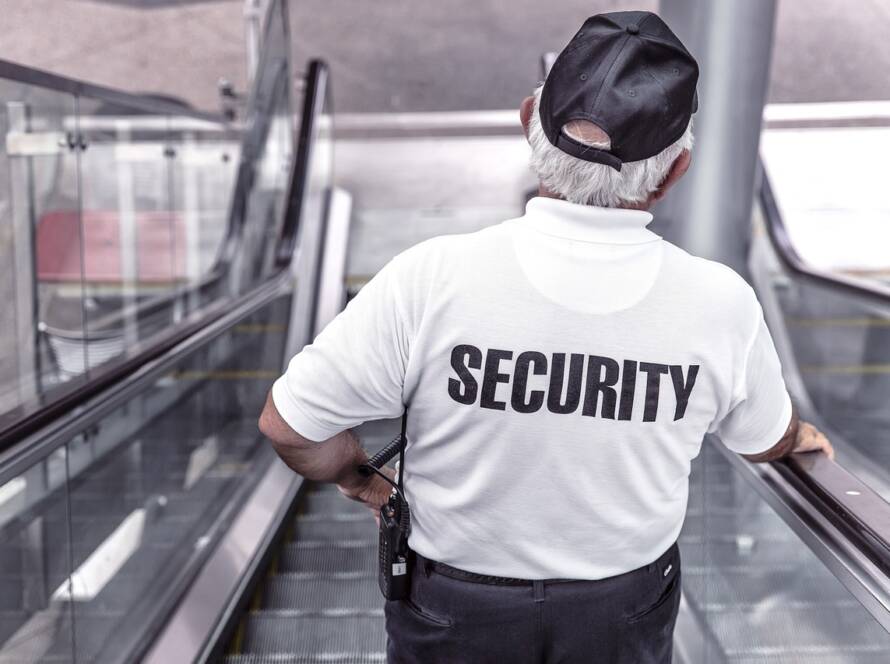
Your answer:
[527,85,694,208]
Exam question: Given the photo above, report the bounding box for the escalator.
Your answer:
[3,5,890,664]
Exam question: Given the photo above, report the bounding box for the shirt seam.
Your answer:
[736,296,764,406]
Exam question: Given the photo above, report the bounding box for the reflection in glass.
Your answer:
[0,454,75,662]
[761,126,890,287]
[0,81,83,422]
[681,443,890,661]
[0,295,290,662]
[752,199,890,498]
[68,296,289,661]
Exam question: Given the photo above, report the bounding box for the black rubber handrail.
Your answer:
[758,161,890,573]
[275,59,330,266]
[0,59,224,122]
[0,293,238,453]
[775,453,890,577]
[0,57,331,453]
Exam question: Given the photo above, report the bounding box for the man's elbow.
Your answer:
[258,406,275,440]
[741,408,800,463]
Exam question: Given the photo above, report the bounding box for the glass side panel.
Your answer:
[0,81,84,427]
[681,443,890,662]
[65,295,290,662]
[0,293,291,663]
[75,101,180,371]
[227,6,294,292]
[72,101,241,370]
[0,448,75,663]
[164,115,240,313]
[751,198,890,498]
[761,126,890,288]
[0,45,289,432]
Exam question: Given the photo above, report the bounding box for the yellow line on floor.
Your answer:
[346,275,372,288]
[788,317,890,327]
[170,370,279,380]
[232,323,286,333]
[801,364,890,375]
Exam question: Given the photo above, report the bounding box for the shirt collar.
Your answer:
[518,197,659,245]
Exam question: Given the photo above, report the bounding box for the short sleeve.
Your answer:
[271,256,411,441]
[714,312,793,455]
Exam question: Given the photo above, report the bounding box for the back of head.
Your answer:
[528,86,693,208]
[528,10,698,208]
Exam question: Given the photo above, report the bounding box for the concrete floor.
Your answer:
[0,1,889,113]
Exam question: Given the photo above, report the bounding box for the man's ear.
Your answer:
[519,95,535,139]
[651,149,691,202]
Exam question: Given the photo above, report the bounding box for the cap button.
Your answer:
[626,23,640,35]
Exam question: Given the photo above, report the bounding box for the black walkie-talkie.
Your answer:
[359,412,412,601]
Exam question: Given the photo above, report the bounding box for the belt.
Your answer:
[414,542,678,587]
[415,553,545,586]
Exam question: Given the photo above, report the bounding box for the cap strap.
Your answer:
[554,133,623,171]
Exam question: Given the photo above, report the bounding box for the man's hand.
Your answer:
[793,420,834,460]
[338,466,396,521]
[259,390,402,524]
[743,406,835,463]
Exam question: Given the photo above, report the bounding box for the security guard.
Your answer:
[259,10,833,663]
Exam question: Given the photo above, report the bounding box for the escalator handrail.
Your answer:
[757,161,890,581]
[0,56,331,454]
[759,160,890,304]
[0,59,225,123]
[720,441,890,631]
[776,453,890,576]
[275,59,330,265]
[1,54,239,358]
[0,269,291,484]
[209,0,294,271]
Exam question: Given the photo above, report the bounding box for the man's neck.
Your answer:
[536,185,652,211]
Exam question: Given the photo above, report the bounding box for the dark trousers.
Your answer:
[385,543,681,664]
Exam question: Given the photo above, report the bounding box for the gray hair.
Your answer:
[527,85,694,208]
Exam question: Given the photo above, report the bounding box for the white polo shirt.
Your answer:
[272,197,792,580]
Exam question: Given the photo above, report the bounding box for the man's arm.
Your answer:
[741,405,834,463]
[258,390,393,510]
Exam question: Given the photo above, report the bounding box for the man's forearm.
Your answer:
[259,390,368,488]
[272,429,368,485]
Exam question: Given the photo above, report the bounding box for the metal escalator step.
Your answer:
[240,612,386,654]
[263,574,381,611]
[294,517,377,542]
[279,542,377,573]
[226,654,385,664]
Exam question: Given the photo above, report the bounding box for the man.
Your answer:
[260,10,833,663]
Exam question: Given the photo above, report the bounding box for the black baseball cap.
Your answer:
[540,11,699,171]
